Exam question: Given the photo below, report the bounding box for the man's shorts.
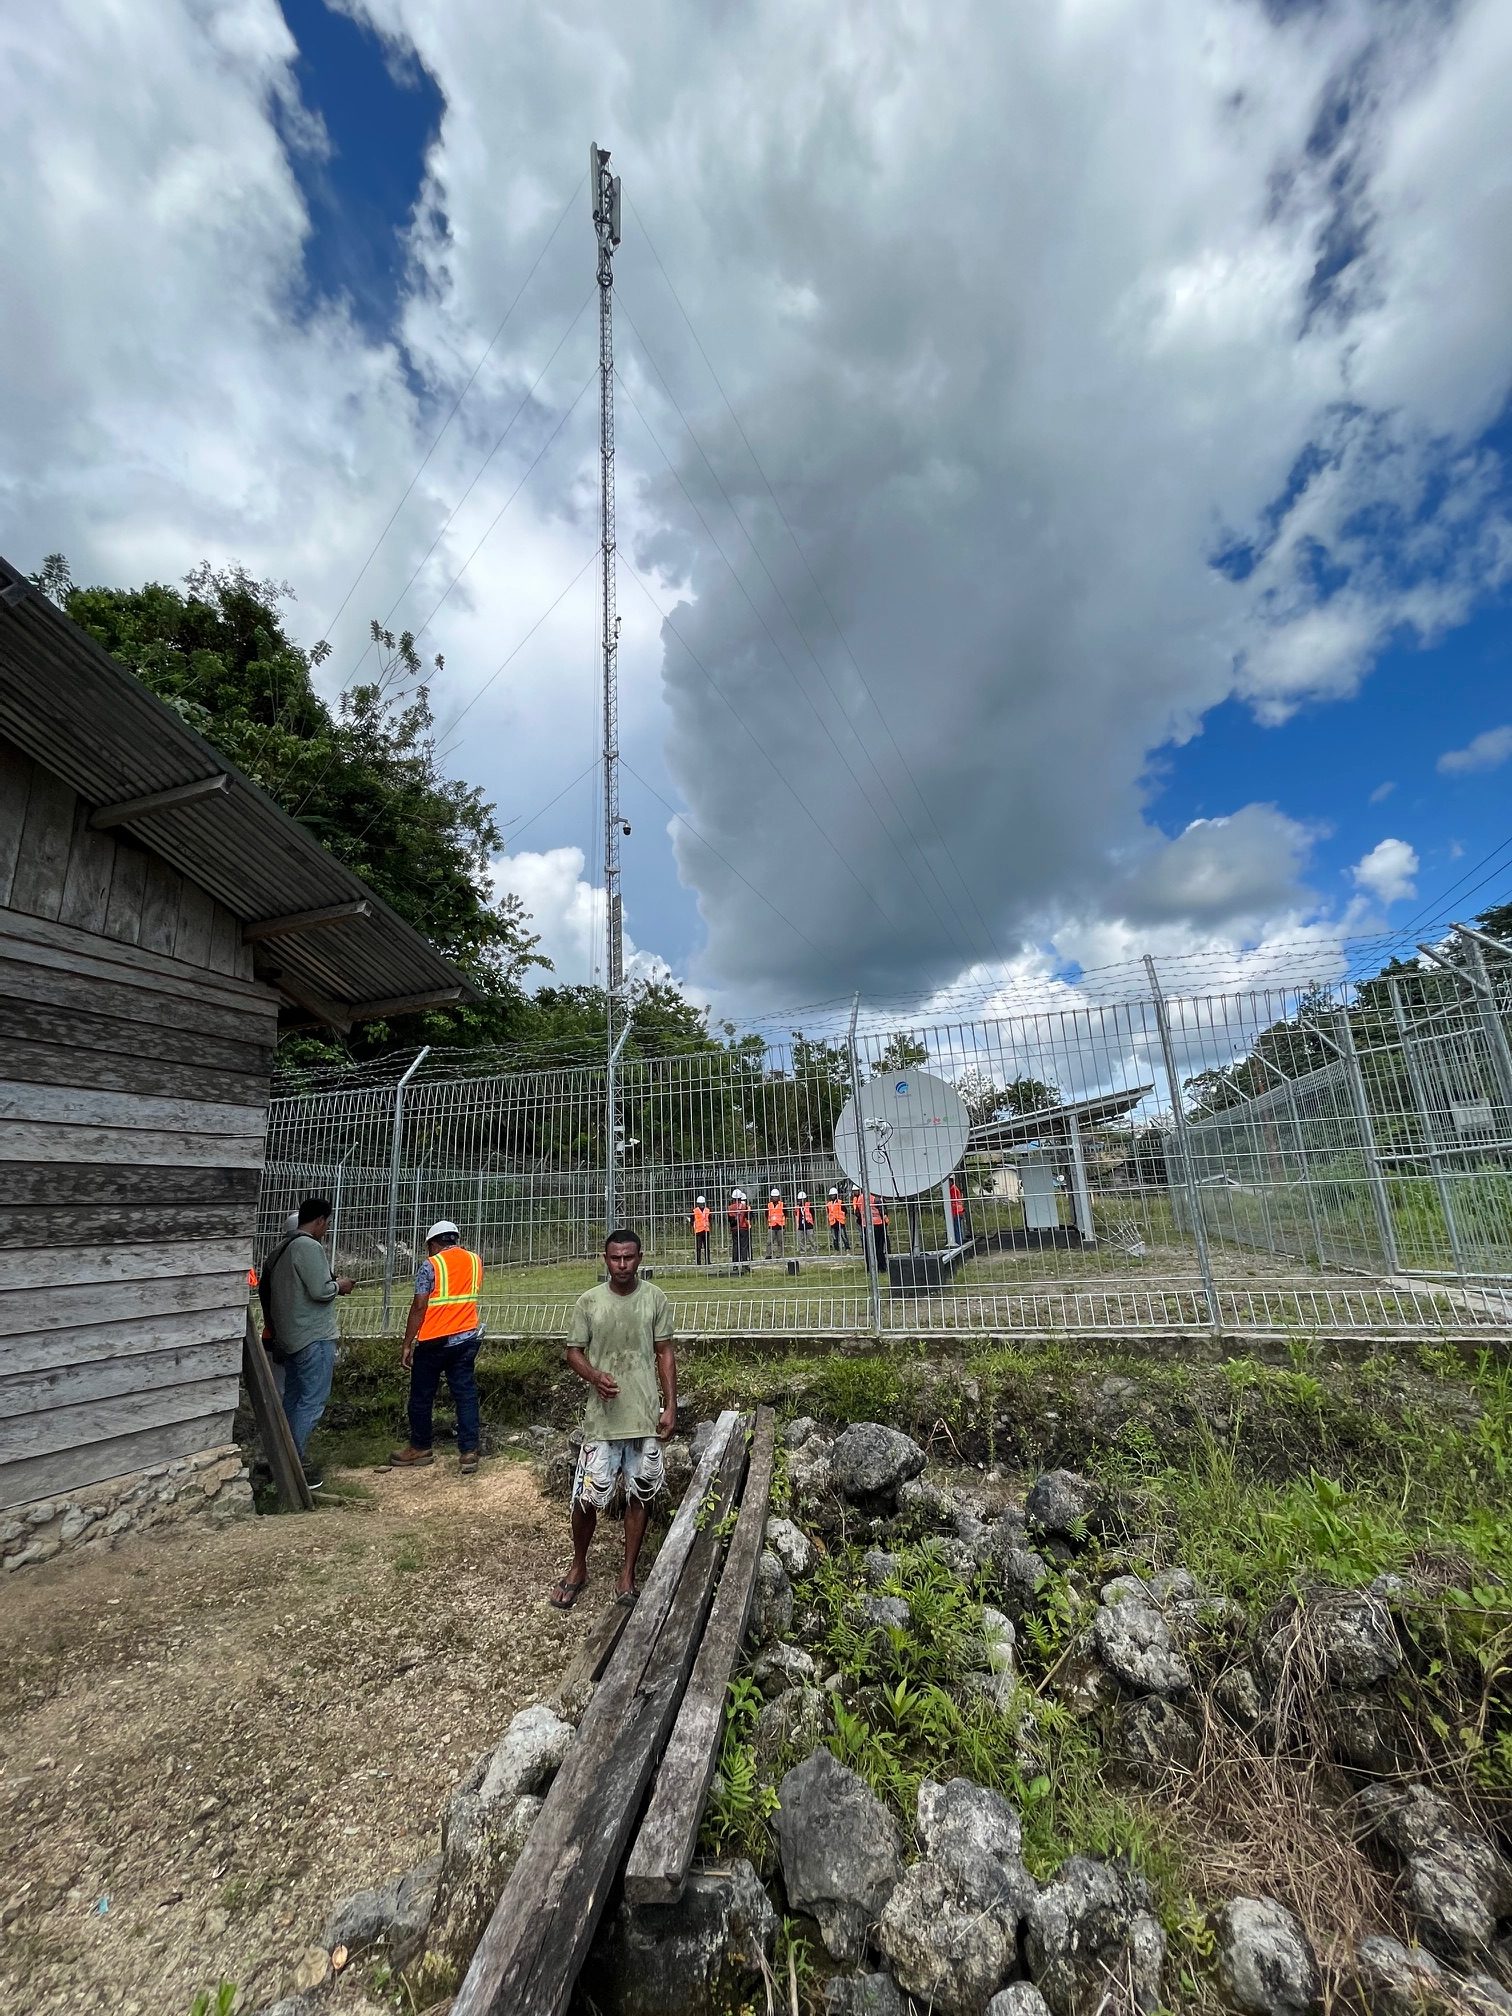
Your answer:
[571,1436,666,1511]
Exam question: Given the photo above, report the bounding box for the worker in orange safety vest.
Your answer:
[727,1189,752,1264]
[826,1187,851,1252]
[765,1188,787,1259]
[690,1195,712,1266]
[390,1219,485,1475]
[795,1191,816,1254]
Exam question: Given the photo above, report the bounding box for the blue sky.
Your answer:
[8,0,1512,1009]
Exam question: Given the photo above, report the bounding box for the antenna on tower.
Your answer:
[592,143,627,1233]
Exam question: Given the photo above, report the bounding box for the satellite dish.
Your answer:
[833,1070,971,1199]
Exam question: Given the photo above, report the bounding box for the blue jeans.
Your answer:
[281,1338,336,1457]
[408,1337,482,1454]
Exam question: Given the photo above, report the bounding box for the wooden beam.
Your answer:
[89,774,229,830]
[240,1313,313,1513]
[348,987,465,1021]
[273,978,353,1034]
[624,1407,775,1903]
[548,1595,635,1716]
[452,1411,749,2016]
[242,899,370,944]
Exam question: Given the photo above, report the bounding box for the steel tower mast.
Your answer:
[592,144,625,1231]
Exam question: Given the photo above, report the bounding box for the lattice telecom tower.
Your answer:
[591,143,626,1227]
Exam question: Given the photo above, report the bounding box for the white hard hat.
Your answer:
[770,1187,781,1198]
[284,1210,301,1233]
[732,1188,744,1199]
[696,1195,706,1205]
[426,1220,460,1241]
[828,1188,839,1197]
[798,1192,807,1201]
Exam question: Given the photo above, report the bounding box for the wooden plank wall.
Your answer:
[0,737,280,1511]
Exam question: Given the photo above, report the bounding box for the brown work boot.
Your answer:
[389,1445,434,1468]
[459,1450,479,1475]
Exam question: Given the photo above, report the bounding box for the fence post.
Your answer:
[847,992,884,1340]
[1332,1007,1399,1274]
[1458,933,1512,1128]
[1143,957,1219,1331]
[1388,977,1467,1279]
[382,1046,430,1331]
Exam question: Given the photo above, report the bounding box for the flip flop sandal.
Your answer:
[613,1589,640,1609]
[549,1577,588,1611]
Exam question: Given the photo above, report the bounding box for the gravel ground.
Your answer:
[0,1455,592,2016]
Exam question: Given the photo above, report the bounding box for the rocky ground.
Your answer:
[0,1455,590,2016]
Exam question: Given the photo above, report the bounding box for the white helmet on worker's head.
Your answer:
[828,1187,839,1197]
[770,1187,781,1198]
[696,1195,707,1205]
[798,1191,807,1201]
[426,1219,460,1242]
[731,1187,745,1200]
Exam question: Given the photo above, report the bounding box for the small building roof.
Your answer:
[968,1082,1156,1151]
[0,556,474,1030]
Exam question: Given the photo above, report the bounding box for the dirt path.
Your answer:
[0,1456,594,2016]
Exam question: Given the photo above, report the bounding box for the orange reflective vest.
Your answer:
[798,1200,814,1227]
[692,1206,711,1235]
[767,1200,786,1228]
[247,1266,258,1289]
[950,1182,963,1212]
[729,1200,750,1229]
[417,1245,483,1342]
[826,1199,846,1227]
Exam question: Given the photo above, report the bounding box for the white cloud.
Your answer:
[490,846,674,991]
[1438,724,1512,775]
[1352,837,1419,906]
[4,0,1512,1011]
[1368,780,1396,804]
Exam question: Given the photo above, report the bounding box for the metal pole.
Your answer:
[1066,1112,1096,1247]
[1389,976,1466,1277]
[1331,1007,1400,1274]
[1143,956,1219,1329]
[1458,932,1512,1128]
[847,993,883,1337]
[329,1144,354,1273]
[1286,1081,1327,1268]
[606,1011,633,1236]
[592,144,625,1235]
[382,1046,430,1330]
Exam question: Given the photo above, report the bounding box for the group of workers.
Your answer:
[688,1183,892,1267]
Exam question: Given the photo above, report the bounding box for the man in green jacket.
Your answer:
[550,1228,676,1610]
[261,1196,354,1489]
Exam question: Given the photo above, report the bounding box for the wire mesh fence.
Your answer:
[259,947,1512,1340]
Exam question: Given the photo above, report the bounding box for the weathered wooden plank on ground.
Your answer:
[547,1597,634,1715]
[452,1410,749,2016]
[623,1405,776,1904]
[241,1313,313,1513]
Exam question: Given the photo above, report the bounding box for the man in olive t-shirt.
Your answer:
[551,1228,676,1609]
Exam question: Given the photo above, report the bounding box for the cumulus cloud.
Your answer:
[5,0,1512,1013]
[1438,724,1512,775]
[491,846,673,991]
[1352,837,1420,905]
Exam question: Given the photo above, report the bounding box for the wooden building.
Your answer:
[0,555,470,1520]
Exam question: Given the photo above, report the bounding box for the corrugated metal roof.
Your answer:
[0,556,476,1026]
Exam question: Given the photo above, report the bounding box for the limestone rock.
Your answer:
[864,1549,902,1589]
[323,1853,440,1966]
[1464,1976,1512,2015]
[1213,1897,1321,2016]
[1353,1934,1446,2014]
[916,1776,1024,1877]
[982,1608,1017,1676]
[290,1947,330,1994]
[893,1474,958,1538]
[1025,1471,1101,1544]
[1357,1784,1512,1958]
[753,1550,794,1647]
[1214,1666,1267,1729]
[1092,1595,1193,1696]
[427,1781,542,1974]
[480,1702,573,1804]
[594,1857,776,2016]
[774,1748,903,1964]
[824,1974,909,2015]
[876,1858,1024,2016]
[860,1595,911,1632]
[1114,1697,1200,1783]
[754,1686,828,1765]
[1321,1690,1399,1772]
[987,1990,1053,2016]
[789,1439,836,1509]
[751,1642,817,1699]
[766,1516,815,1579]
[1262,1588,1400,1692]
[1026,1856,1165,2015]
[786,1415,823,1448]
[830,1424,927,1508]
